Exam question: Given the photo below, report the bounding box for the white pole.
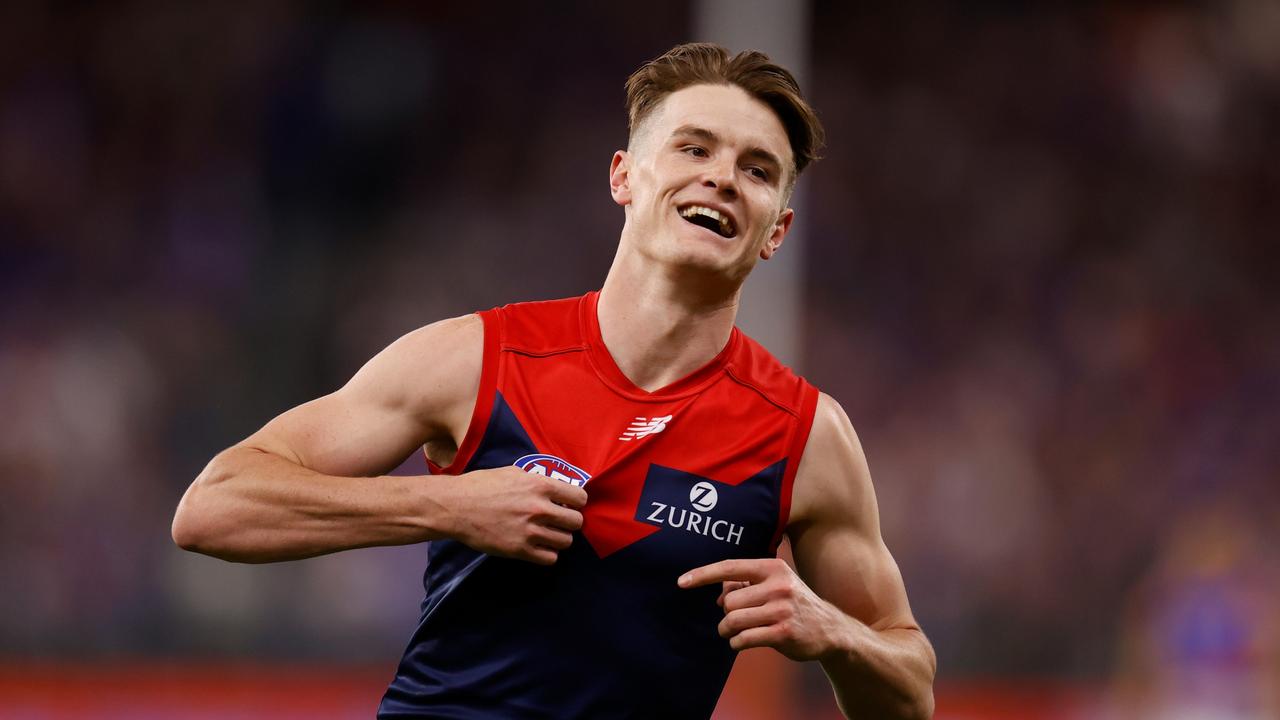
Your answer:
[694,0,811,371]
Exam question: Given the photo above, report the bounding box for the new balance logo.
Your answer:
[619,415,673,441]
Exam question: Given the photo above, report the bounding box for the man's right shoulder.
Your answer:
[410,312,484,345]
[380,292,588,396]
[389,312,484,366]
[348,313,485,413]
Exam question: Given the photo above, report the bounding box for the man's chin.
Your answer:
[657,243,757,281]
[627,228,756,279]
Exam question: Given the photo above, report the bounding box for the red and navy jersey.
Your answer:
[379,292,819,719]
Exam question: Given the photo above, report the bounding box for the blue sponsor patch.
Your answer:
[631,462,785,559]
[514,453,591,487]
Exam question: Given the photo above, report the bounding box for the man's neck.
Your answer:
[596,251,741,393]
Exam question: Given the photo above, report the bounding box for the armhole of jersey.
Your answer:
[425,308,501,475]
[769,383,820,553]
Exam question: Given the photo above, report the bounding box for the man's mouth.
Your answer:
[678,205,737,239]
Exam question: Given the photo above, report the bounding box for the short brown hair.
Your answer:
[625,43,825,184]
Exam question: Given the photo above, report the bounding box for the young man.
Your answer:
[173,43,936,719]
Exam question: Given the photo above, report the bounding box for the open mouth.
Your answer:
[678,205,737,239]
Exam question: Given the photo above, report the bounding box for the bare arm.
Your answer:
[789,393,935,717]
[679,393,935,719]
[171,314,586,564]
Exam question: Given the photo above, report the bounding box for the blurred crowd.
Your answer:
[1,1,1276,716]
[804,3,1279,714]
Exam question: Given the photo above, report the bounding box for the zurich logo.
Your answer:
[689,481,718,512]
[642,474,742,546]
[514,453,591,487]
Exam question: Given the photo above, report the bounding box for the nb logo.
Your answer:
[689,481,718,512]
[619,415,673,441]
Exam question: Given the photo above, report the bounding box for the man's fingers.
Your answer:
[545,480,588,509]
[720,582,773,612]
[717,580,750,607]
[530,524,574,551]
[679,558,775,588]
[525,546,560,566]
[533,501,584,532]
[727,625,782,652]
[718,604,786,639]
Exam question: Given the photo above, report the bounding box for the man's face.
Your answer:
[610,84,795,282]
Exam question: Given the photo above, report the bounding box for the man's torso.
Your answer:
[378,292,819,719]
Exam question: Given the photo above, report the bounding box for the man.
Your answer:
[173,43,936,719]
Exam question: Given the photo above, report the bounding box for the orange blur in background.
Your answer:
[0,658,1096,719]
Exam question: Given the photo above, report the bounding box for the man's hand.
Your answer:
[444,467,587,566]
[678,557,850,661]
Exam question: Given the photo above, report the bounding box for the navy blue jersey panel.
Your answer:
[465,391,540,475]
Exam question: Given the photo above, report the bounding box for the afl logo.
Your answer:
[689,481,718,512]
[514,454,592,487]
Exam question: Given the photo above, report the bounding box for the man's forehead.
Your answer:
[639,84,793,164]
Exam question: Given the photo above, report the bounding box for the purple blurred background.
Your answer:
[2,2,1277,717]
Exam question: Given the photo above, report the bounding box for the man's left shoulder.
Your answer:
[726,329,819,418]
[789,392,875,528]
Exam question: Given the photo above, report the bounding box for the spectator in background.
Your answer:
[1111,503,1279,719]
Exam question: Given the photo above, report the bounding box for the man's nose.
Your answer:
[702,159,739,198]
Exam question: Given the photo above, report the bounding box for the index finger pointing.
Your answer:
[678,559,771,589]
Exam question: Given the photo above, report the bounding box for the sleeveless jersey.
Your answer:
[378,291,820,719]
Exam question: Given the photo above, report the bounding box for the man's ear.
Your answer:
[609,151,631,206]
[760,208,794,260]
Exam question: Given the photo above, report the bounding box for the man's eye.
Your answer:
[683,146,708,157]
[747,166,768,180]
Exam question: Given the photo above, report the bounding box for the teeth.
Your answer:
[679,205,734,236]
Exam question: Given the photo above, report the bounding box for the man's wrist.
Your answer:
[405,473,458,542]
[817,609,865,666]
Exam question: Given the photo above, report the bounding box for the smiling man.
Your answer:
[172,43,935,719]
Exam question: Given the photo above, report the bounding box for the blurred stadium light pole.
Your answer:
[695,8,812,720]
[695,0,810,371]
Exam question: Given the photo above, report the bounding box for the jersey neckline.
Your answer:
[579,290,739,401]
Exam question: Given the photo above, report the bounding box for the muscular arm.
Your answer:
[171,314,586,564]
[679,393,935,718]
[788,393,936,718]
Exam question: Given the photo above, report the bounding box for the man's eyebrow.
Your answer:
[671,124,717,143]
[670,124,785,173]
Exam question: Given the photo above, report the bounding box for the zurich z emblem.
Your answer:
[514,454,591,487]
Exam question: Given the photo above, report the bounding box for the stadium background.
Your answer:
[1,1,1277,718]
